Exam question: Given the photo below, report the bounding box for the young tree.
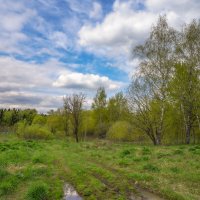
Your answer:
[63,93,85,142]
[107,92,129,122]
[92,87,108,138]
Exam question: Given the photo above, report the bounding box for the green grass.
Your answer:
[0,134,200,200]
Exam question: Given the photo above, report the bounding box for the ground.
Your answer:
[0,134,200,200]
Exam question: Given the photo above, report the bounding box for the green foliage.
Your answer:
[92,87,109,138]
[26,182,49,200]
[46,114,65,136]
[79,110,96,138]
[16,121,27,137]
[107,121,133,141]
[17,124,53,140]
[107,92,130,122]
[32,115,46,126]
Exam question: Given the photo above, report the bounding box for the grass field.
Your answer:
[0,134,200,200]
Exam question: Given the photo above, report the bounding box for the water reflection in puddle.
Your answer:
[63,184,82,200]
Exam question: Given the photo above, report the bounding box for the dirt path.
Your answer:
[87,159,166,200]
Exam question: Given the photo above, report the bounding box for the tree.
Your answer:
[107,92,130,122]
[92,87,108,138]
[0,109,4,126]
[32,115,47,126]
[130,15,177,145]
[127,77,156,145]
[171,20,200,144]
[63,93,85,142]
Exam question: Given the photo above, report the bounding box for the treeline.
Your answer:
[0,108,37,128]
[1,16,200,145]
[62,16,200,145]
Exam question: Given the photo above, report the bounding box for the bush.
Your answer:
[107,121,133,141]
[32,115,47,126]
[17,124,53,140]
[26,182,49,200]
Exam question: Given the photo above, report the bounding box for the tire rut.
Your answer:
[87,158,166,200]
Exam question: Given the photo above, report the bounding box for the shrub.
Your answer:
[107,121,133,141]
[26,182,49,200]
[18,124,53,140]
[32,115,47,126]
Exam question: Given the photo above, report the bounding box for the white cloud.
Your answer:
[89,2,102,19]
[49,31,68,49]
[78,1,156,58]
[0,0,36,53]
[0,56,67,112]
[0,56,123,112]
[53,72,122,90]
[78,0,200,73]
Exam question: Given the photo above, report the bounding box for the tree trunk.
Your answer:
[186,125,191,144]
[74,126,79,143]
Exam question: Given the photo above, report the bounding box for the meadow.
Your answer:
[0,134,200,200]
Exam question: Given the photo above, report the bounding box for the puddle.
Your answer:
[138,188,164,200]
[63,183,82,200]
[63,183,164,200]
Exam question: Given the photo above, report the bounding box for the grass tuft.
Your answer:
[26,182,49,200]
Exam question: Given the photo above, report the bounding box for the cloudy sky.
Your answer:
[0,0,200,112]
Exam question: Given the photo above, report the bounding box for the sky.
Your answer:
[0,0,200,112]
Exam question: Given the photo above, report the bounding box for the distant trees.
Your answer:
[63,93,85,142]
[0,108,37,130]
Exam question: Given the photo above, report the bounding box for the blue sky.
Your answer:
[0,0,200,112]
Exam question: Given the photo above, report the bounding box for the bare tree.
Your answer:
[63,93,85,142]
